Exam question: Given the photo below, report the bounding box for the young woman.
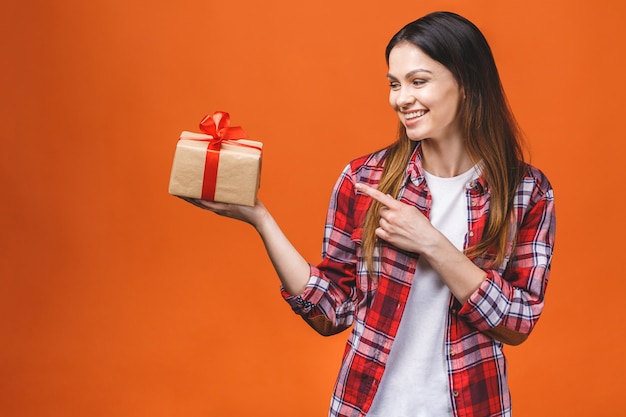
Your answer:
[188,11,556,417]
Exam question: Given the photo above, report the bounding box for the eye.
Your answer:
[388,81,401,90]
[412,79,426,87]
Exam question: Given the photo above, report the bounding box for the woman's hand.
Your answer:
[179,197,269,229]
[354,182,486,304]
[354,183,440,255]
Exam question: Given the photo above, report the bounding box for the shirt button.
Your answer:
[468,231,474,237]
[450,349,456,356]
[468,181,476,188]
[453,390,459,397]
[471,201,477,207]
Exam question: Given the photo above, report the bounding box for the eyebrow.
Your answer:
[387,68,433,79]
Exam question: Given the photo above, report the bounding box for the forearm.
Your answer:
[421,230,486,305]
[254,211,311,296]
[190,198,312,296]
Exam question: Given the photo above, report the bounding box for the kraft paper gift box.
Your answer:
[168,112,262,206]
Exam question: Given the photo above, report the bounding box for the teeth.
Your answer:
[406,110,427,119]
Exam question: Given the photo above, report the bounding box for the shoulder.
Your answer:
[329,147,390,215]
[513,164,556,227]
[344,147,390,183]
[519,163,555,201]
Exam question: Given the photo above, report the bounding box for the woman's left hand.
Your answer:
[355,183,486,304]
[355,183,440,255]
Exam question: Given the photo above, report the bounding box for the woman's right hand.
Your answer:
[179,197,269,229]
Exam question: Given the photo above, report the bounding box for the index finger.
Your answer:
[354,183,398,207]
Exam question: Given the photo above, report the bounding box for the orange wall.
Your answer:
[1,0,624,416]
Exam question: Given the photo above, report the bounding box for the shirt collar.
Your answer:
[405,141,488,193]
[406,141,426,187]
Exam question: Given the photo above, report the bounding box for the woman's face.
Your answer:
[387,42,463,143]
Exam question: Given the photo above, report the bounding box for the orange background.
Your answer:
[1,0,624,416]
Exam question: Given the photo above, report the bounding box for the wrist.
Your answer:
[419,228,449,261]
[253,208,276,236]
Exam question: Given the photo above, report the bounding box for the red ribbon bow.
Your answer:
[195,112,254,201]
[199,111,249,150]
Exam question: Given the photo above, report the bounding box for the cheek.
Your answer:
[388,92,397,109]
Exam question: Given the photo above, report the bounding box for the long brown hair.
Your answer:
[363,11,525,273]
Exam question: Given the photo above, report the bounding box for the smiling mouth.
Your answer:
[404,109,428,120]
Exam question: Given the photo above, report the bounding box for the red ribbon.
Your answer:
[194,112,256,201]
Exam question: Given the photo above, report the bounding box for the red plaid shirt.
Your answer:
[283,142,556,417]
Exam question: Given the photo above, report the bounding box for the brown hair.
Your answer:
[363,11,525,272]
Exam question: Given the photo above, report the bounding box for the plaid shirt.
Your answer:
[283,142,556,417]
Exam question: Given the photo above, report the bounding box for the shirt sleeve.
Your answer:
[459,169,556,345]
[281,163,360,332]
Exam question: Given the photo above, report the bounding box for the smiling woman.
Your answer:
[187,10,555,417]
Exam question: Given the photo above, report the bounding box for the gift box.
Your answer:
[168,112,262,206]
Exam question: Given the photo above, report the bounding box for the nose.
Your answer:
[395,85,416,108]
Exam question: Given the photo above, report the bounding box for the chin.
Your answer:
[405,130,424,141]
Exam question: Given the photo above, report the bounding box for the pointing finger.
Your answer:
[354,183,398,207]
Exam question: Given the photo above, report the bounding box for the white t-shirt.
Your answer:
[367,165,480,417]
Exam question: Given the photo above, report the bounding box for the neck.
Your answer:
[420,138,473,177]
